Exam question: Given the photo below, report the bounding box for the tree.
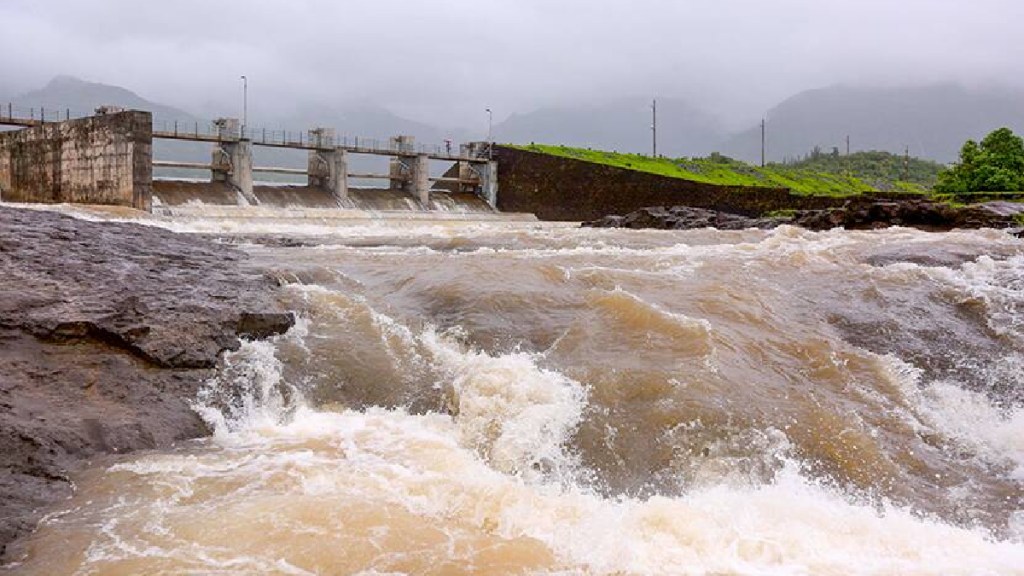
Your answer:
[936,128,1024,194]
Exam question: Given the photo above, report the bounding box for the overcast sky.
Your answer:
[1,0,1022,130]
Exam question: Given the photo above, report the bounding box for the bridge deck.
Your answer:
[152,130,482,162]
[0,116,486,163]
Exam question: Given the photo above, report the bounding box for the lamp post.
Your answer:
[651,99,657,158]
[486,108,493,159]
[760,117,766,167]
[240,75,248,139]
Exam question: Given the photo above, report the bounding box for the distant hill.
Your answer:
[719,84,1024,164]
[9,76,460,176]
[494,98,725,158]
[11,75,197,124]
[778,150,945,188]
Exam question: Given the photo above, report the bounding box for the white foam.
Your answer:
[881,355,1024,482]
[421,329,588,483]
[63,405,1023,575]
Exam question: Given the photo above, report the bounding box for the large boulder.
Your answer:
[583,199,1024,233]
[792,198,1024,231]
[0,206,294,560]
[584,206,783,230]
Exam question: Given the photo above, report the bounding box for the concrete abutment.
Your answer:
[0,110,153,210]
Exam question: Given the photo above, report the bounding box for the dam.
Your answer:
[0,107,500,217]
[0,105,870,223]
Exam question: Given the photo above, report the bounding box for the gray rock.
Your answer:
[584,206,782,230]
[0,206,293,562]
[583,198,1024,233]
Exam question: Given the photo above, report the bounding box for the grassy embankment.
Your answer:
[512,144,933,197]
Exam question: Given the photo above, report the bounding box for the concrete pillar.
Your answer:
[477,160,498,208]
[308,127,335,149]
[459,142,497,207]
[214,117,241,140]
[388,136,415,192]
[308,148,348,202]
[412,153,430,206]
[212,140,255,204]
[458,143,479,194]
[390,135,415,154]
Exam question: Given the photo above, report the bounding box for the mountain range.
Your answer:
[6,76,1024,166]
[493,98,726,158]
[720,84,1024,164]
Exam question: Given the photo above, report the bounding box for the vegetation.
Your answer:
[935,128,1024,195]
[780,149,944,188]
[514,144,931,196]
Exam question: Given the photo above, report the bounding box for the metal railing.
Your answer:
[2,102,491,160]
[0,103,97,124]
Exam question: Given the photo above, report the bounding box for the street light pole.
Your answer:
[240,75,248,139]
[651,99,657,158]
[760,117,766,167]
[486,108,493,159]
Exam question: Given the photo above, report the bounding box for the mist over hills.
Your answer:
[7,76,455,173]
[12,75,197,123]
[720,84,1024,164]
[493,98,726,158]
[8,76,1024,168]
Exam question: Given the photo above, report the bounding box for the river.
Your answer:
[8,214,1024,575]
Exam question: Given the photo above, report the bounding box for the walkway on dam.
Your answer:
[0,104,486,163]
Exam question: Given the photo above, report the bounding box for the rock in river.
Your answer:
[0,206,294,559]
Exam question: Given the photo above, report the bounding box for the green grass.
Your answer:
[511,144,932,197]
[780,150,944,188]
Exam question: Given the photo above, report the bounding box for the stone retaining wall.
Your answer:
[0,111,152,210]
[493,146,858,221]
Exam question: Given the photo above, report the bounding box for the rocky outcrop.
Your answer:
[791,198,1024,231]
[583,206,784,230]
[583,198,1024,233]
[0,206,294,560]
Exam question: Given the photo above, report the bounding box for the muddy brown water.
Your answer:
[6,215,1024,575]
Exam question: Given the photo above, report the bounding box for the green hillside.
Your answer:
[781,149,944,187]
[513,144,929,196]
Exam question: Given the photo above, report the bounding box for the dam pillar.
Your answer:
[307,128,347,202]
[412,153,430,206]
[458,144,476,193]
[211,118,255,204]
[461,142,497,208]
[477,160,498,208]
[388,135,415,192]
[308,148,348,202]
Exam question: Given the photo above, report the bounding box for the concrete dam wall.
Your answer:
[0,110,498,217]
[0,111,152,210]
[1,110,864,222]
[493,145,852,221]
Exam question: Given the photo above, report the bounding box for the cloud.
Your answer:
[1,0,1022,128]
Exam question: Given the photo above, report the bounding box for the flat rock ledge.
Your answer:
[583,198,1024,233]
[0,206,294,561]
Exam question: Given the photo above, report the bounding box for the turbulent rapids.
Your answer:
[8,215,1024,575]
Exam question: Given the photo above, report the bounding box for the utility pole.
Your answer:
[651,99,658,158]
[240,75,248,139]
[485,108,493,159]
[760,118,766,167]
[903,146,910,181]
[846,135,850,156]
